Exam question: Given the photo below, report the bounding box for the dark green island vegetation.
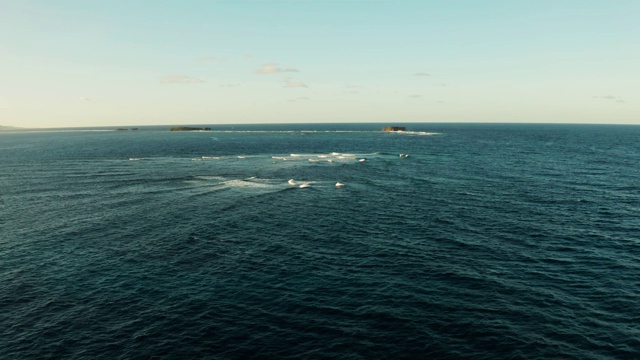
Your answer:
[382,126,406,132]
[170,126,212,131]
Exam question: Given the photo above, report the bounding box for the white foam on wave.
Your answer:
[218,177,288,190]
[193,175,228,181]
[394,131,440,136]
[217,179,275,189]
[270,151,384,165]
[213,130,297,133]
[299,130,371,133]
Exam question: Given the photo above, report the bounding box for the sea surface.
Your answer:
[1,123,639,359]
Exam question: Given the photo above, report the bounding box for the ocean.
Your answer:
[1,123,638,359]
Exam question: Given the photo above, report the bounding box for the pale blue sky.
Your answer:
[1,0,638,127]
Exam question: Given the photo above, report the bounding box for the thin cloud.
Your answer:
[594,95,625,103]
[257,63,299,74]
[344,85,360,94]
[161,74,205,84]
[200,56,217,62]
[200,55,229,63]
[283,79,308,88]
[287,97,311,103]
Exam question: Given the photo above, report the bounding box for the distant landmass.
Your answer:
[382,126,406,132]
[0,125,21,132]
[170,127,212,131]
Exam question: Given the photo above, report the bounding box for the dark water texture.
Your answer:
[1,123,639,359]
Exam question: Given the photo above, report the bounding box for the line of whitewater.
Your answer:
[209,130,379,133]
[206,130,440,135]
[388,131,440,136]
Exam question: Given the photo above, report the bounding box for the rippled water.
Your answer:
[1,123,639,359]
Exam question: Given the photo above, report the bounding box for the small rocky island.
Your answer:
[382,126,406,132]
[170,127,212,131]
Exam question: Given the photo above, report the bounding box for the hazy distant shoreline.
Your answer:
[2,122,639,134]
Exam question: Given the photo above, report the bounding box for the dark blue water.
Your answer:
[1,123,639,359]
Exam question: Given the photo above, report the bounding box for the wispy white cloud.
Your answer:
[283,78,308,88]
[161,74,205,84]
[257,63,299,74]
[200,56,217,62]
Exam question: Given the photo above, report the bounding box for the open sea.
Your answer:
[1,123,639,359]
